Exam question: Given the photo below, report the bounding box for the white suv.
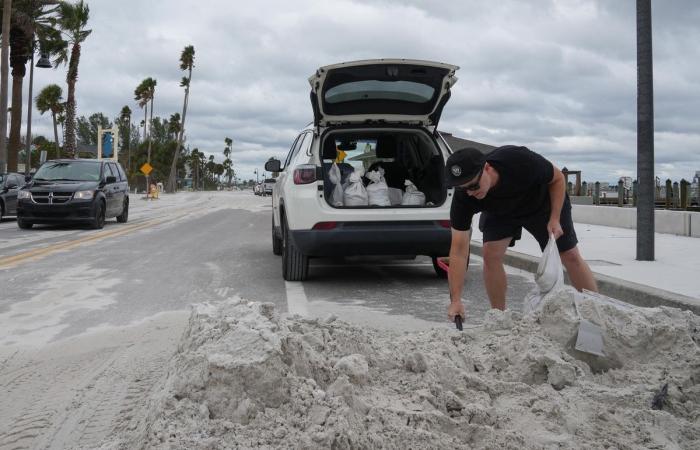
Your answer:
[265,59,459,281]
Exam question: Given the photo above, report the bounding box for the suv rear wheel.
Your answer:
[282,215,308,281]
[272,216,282,255]
[116,198,129,223]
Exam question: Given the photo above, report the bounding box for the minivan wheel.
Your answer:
[272,216,282,255]
[91,201,106,229]
[17,218,33,229]
[282,218,308,281]
[432,256,448,279]
[116,198,129,223]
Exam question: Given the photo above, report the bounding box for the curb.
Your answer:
[469,242,700,316]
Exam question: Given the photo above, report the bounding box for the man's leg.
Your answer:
[482,237,512,310]
[560,246,598,292]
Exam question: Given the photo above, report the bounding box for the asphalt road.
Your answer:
[0,191,536,341]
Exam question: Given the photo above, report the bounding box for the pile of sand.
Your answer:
[105,290,699,449]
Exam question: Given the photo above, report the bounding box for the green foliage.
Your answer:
[76,112,112,145]
[35,83,63,115]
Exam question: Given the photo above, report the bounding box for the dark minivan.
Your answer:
[17,159,129,229]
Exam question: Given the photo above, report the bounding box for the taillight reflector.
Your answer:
[312,221,337,230]
[293,165,317,184]
[438,220,451,228]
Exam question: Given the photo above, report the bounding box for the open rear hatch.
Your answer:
[309,59,459,128]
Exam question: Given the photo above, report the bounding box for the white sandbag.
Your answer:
[401,180,426,206]
[388,188,403,206]
[327,163,344,206]
[523,234,564,314]
[366,169,391,206]
[343,169,369,206]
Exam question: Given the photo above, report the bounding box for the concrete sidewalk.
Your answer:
[468,216,700,315]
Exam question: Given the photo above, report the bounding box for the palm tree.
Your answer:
[1,0,61,171]
[223,137,233,186]
[35,83,63,158]
[189,148,200,190]
[167,112,181,140]
[52,0,91,158]
[119,105,131,170]
[166,45,195,193]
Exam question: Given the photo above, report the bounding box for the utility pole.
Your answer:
[636,0,655,260]
[0,0,11,174]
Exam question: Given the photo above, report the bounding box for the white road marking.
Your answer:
[284,281,309,317]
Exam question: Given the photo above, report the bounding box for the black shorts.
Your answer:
[478,195,578,252]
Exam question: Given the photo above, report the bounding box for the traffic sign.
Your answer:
[140,162,153,175]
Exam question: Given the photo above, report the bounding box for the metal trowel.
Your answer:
[572,295,605,357]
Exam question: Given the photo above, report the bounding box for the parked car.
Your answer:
[0,172,25,220]
[17,159,129,230]
[254,183,263,196]
[266,59,458,280]
[263,178,276,196]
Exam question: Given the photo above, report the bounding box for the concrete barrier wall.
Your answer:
[572,205,700,237]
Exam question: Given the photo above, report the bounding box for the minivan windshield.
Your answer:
[33,161,102,181]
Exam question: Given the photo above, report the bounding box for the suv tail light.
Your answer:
[312,221,337,230]
[293,165,317,184]
[438,220,451,228]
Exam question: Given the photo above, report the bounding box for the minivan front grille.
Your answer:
[32,191,73,204]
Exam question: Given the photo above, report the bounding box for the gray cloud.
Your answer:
[20,0,700,183]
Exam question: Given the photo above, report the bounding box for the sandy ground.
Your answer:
[100,291,699,450]
[0,311,189,450]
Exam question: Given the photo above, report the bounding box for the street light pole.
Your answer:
[24,43,50,176]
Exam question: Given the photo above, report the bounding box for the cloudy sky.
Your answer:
[24,0,700,183]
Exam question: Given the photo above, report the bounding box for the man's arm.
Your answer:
[547,165,566,238]
[447,227,470,320]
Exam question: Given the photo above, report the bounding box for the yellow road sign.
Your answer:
[140,162,153,175]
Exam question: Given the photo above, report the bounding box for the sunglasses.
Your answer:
[460,167,484,192]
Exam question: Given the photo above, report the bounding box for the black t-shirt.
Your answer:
[450,146,554,231]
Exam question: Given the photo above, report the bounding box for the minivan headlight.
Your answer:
[74,190,94,200]
[18,190,30,199]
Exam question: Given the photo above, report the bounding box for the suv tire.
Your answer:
[91,201,106,229]
[17,218,33,229]
[116,198,129,223]
[272,216,282,255]
[282,216,308,281]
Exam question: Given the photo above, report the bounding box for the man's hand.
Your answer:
[547,218,563,239]
[448,300,465,322]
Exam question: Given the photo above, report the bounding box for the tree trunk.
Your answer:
[64,43,80,158]
[0,0,11,174]
[7,24,29,172]
[636,0,654,261]
[166,69,192,193]
[52,110,60,158]
[7,72,23,171]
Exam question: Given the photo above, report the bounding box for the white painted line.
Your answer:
[285,281,309,317]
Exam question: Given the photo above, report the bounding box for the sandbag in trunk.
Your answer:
[327,162,344,206]
[343,169,369,206]
[366,168,391,206]
[401,180,426,206]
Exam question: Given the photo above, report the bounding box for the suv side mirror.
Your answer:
[106,175,117,184]
[265,159,281,173]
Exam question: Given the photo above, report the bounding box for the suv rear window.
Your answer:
[325,80,435,104]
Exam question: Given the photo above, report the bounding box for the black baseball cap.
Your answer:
[444,147,486,187]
